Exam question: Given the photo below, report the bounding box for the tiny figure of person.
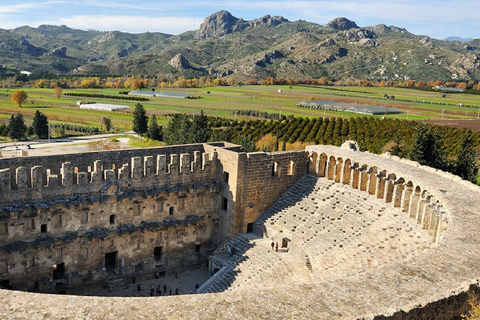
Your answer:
[275,242,279,252]
[175,288,179,295]
[137,283,141,293]
[271,241,274,251]
[150,284,154,296]
[156,284,162,296]
[163,284,167,294]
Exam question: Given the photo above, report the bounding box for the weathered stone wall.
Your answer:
[0,144,212,206]
[243,151,307,230]
[0,144,222,292]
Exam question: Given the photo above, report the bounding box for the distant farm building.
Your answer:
[297,100,403,115]
[79,103,130,112]
[128,90,193,99]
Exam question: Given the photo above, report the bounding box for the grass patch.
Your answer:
[128,137,163,148]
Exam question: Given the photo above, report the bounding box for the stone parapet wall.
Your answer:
[0,144,216,206]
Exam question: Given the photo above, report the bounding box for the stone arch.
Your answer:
[367,166,378,195]
[385,173,396,203]
[402,181,414,213]
[359,165,369,191]
[335,158,343,183]
[327,156,336,180]
[318,153,328,177]
[342,159,352,185]
[393,177,405,208]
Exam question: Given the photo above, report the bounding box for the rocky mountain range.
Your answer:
[1,10,479,81]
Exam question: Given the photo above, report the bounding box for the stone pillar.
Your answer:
[104,169,116,181]
[393,182,405,208]
[368,172,377,195]
[31,166,43,190]
[144,156,154,177]
[77,172,89,185]
[16,167,28,192]
[0,169,11,195]
[61,162,73,186]
[91,160,103,183]
[47,174,59,188]
[376,177,386,200]
[155,154,166,176]
[180,153,191,173]
[360,169,368,191]
[193,151,202,172]
[131,157,143,179]
[118,164,129,180]
[169,154,179,174]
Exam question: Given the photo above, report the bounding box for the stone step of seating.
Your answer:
[107,278,127,292]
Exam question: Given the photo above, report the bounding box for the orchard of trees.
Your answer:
[162,114,479,183]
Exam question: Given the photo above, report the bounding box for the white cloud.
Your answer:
[42,15,199,34]
[0,3,44,13]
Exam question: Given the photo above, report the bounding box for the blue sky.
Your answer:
[0,0,478,40]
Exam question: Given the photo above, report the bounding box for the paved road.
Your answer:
[0,132,141,158]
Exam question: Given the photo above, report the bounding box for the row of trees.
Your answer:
[0,110,48,140]
[7,74,480,91]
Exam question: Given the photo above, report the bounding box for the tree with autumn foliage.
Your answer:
[54,87,62,100]
[11,90,28,107]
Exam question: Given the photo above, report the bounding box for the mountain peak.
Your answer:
[326,17,358,31]
[195,10,288,40]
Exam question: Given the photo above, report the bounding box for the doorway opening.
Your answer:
[154,247,163,262]
[105,251,118,275]
[52,263,65,280]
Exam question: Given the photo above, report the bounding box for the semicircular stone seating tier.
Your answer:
[204,151,449,292]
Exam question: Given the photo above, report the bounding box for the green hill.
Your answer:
[0,11,479,81]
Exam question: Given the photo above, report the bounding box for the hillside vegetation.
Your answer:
[0,11,479,82]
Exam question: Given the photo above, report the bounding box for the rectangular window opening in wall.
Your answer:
[223,171,229,183]
[135,204,141,216]
[247,223,254,233]
[154,246,163,262]
[169,207,174,216]
[222,197,228,211]
[84,212,89,223]
[41,224,47,233]
[287,160,296,175]
[195,244,201,253]
[272,162,279,177]
[110,214,116,225]
[56,215,62,227]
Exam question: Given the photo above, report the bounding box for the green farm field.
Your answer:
[1,85,480,132]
